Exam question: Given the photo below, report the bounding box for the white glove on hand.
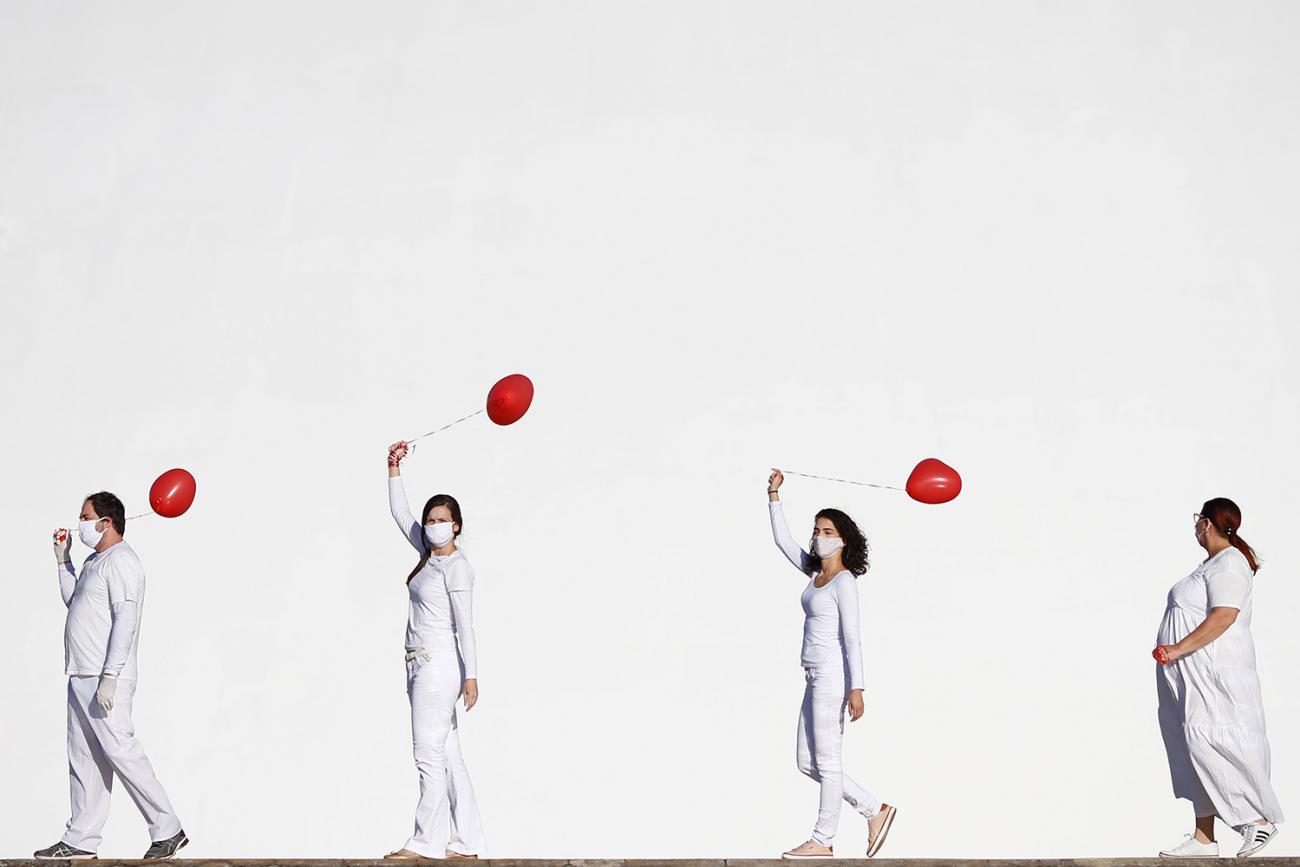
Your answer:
[53,529,71,564]
[96,674,117,712]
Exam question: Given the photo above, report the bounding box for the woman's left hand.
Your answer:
[462,679,479,711]
[1154,644,1188,664]
[847,689,864,722]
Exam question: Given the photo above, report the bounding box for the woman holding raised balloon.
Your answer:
[383,440,486,861]
[1153,498,1283,859]
[768,469,896,860]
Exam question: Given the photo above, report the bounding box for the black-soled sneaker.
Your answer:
[143,829,189,860]
[34,841,97,860]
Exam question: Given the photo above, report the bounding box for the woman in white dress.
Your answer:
[767,469,897,860]
[1153,497,1283,859]
[384,441,487,860]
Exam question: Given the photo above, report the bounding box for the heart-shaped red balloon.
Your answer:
[486,374,534,426]
[149,468,197,518]
[906,458,961,505]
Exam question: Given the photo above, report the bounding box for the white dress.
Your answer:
[1156,546,1284,827]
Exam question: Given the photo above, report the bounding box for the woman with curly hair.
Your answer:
[768,469,896,860]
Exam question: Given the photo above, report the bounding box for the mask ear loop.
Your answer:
[67,514,151,533]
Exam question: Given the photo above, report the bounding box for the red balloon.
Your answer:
[149,468,197,518]
[906,458,961,505]
[486,374,534,426]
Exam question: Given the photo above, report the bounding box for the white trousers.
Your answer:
[797,663,881,846]
[62,676,182,852]
[405,652,487,858]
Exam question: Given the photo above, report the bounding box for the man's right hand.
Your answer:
[53,529,71,564]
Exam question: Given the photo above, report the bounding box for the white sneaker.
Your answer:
[1238,822,1278,858]
[1160,834,1219,858]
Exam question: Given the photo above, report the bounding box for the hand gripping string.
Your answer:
[781,470,903,492]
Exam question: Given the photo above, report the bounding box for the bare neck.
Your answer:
[817,555,845,581]
[1203,537,1232,558]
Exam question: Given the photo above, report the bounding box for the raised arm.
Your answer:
[767,469,813,573]
[387,442,424,552]
[53,529,76,606]
[833,574,866,692]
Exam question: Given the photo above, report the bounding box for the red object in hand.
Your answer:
[1153,645,1172,665]
[906,458,962,504]
[149,468,197,518]
[486,374,534,426]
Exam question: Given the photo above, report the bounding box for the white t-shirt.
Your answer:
[408,552,476,668]
[769,502,867,690]
[62,541,146,679]
[389,476,479,678]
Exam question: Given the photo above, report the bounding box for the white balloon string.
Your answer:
[781,470,904,492]
[126,511,153,520]
[406,409,485,444]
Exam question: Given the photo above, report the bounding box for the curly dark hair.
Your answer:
[807,508,870,577]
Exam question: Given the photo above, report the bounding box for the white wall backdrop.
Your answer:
[2,0,1298,859]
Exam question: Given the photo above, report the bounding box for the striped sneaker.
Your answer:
[1238,822,1278,858]
[34,842,96,860]
[143,829,188,860]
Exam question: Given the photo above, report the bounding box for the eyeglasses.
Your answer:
[1193,513,1208,524]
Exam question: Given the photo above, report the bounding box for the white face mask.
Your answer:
[812,535,844,559]
[79,518,106,549]
[425,522,456,548]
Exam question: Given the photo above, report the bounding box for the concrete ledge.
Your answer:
[4,860,1300,867]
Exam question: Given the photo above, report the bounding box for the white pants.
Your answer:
[797,663,881,845]
[405,652,486,858]
[62,676,182,852]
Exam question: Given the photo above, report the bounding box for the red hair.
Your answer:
[1201,497,1261,574]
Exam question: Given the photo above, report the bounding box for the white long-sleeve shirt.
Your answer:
[61,541,146,679]
[769,501,866,690]
[389,476,479,679]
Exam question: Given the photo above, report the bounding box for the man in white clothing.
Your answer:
[34,492,189,861]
